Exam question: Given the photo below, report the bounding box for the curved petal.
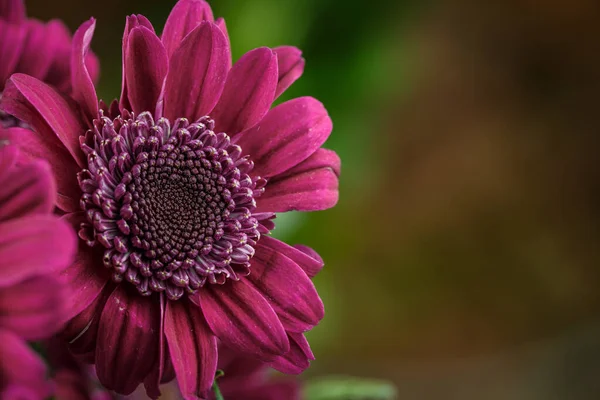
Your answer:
[71,18,98,124]
[161,0,214,59]
[269,332,314,374]
[1,127,81,213]
[95,285,160,395]
[0,21,26,90]
[196,279,289,360]
[125,26,168,115]
[259,236,324,279]
[273,46,305,99]
[165,299,217,399]
[60,212,109,321]
[0,329,51,399]
[215,18,232,70]
[120,14,155,112]
[14,20,56,81]
[235,96,332,178]
[44,20,76,92]
[0,275,68,340]
[1,73,86,167]
[257,148,340,213]
[249,239,324,332]
[0,0,25,23]
[212,47,278,136]
[164,21,229,122]
[143,293,166,399]
[0,144,54,221]
[0,214,75,288]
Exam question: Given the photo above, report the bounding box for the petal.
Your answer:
[95,285,160,395]
[215,18,232,70]
[143,293,165,399]
[0,143,54,221]
[259,235,324,279]
[161,0,214,59]
[0,275,68,340]
[273,46,305,99]
[0,329,51,399]
[196,279,289,360]
[43,20,75,92]
[164,21,229,122]
[14,20,55,80]
[212,47,278,136]
[1,127,81,213]
[71,18,98,124]
[0,0,25,23]
[1,73,86,167]
[164,300,217,399]
[236,97,332,178]
[60,212,109,321]
[120,15,155,112]
[0,214,75,287]
[257,148,340,213]
[0,21,26,89]
[269,332,314,374]
[249,238,324,332]
[125,26,168,115]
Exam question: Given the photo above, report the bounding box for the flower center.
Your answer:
[78,110,269,300]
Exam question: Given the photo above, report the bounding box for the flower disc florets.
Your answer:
[78,110,267,300]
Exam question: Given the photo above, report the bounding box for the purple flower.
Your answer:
[0,0,99,127]
[0,138,76,398]
[0,0,340,398]
[213,346,301,400]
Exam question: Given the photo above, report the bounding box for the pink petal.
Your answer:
[60,212,109,321]
[0,275,68,340]
[214,18,232,70]
[0,214,75,287]
[164,21,229,122]
[1,127,81,213]
[143,293,165,399]
[14,20,56,81]
[257,148,340,213]
[120,15,155,112]
[0,0,25,23]
[0,144,54,221]
[161,0,214,59]
[0,21,26,90]
[164,300,217,399]
[236,96,332,178]
[249,238,324,332]
[212,47,278,136]
[125,27,168,115]
[273,46,305,99]
[269,332,314,374]
[0,329,51,399]
[196,279,289,360]
[43,20,74,92]
[259,235,324,279]
[96,285,161,395]
[1,73,86,167]
[71,18,98,124]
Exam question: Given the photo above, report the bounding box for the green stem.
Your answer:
[212,379,225,400]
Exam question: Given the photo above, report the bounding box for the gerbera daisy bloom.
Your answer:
[0,138,75,398]
[0,0,340,398]
[0,0,99,127]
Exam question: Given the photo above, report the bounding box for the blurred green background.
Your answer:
[27,0,600,398]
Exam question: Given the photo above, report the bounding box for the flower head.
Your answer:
[0,0,99,127]
[0,137,76,398]
[0,0,340,398]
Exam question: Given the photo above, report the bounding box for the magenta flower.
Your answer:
[0,0,339,397]
[0,0,99,127]
[0,139,76,398]
[213,347,301,400]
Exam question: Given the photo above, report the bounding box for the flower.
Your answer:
[0,137,76,398]
[212,346,301,400]
[0,0,340,398]
[0,0,99,127]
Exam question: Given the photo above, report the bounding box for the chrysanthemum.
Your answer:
[0,139,75,398]
[0,0,99,128]
[0,0,339,397]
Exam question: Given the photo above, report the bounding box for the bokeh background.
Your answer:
[26,0,600,398]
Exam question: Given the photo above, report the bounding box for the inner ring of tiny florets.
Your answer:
[77,110,269,300]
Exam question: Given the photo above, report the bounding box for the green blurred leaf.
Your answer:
[304,376,397,400]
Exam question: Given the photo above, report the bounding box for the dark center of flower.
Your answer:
[0,93,28,128]
[78,110,270,300]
